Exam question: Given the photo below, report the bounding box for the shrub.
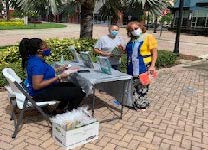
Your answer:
[0,38,97,64]
[119,55,127,73]
[0,62,26,87]
[0,20,24,26]
[0,46,20,63]
[45,38,97,63]
[156,50,177,68]
[0,19,23,22]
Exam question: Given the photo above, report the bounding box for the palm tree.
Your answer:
[60,0,95,38]
[79,0,95,38]
[14,0,169,38]
[12,0,62,24]
[5,0,10,21]
[99,0,168,25]
[98,0,123,24]
[14,0,94,38]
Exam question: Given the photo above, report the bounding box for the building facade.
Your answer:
[172,0,208,34]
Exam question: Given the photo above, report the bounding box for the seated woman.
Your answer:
[19,38,86,113]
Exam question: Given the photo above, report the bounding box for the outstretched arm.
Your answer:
[148,48,158,74]
[94,48,111,56]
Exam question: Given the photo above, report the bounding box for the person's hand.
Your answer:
[148,66,156,75]
[117,44,124,51]
[63,67,79,75]
[109,52,114,57]
[56,64,67,72]
[101,51,112,57]
[59,72,69,79]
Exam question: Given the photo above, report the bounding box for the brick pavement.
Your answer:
[0,24,208,57]
[1,60,208,150]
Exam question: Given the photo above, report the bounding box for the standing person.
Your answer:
[19,38,86,114]
[125,21,158,109]
[94,25,125,70]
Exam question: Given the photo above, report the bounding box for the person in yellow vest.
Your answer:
[125,21,158,109]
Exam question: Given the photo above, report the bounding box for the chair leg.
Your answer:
[10,112,14,120]
[10,99,17,121]
[12,99,28,139]
[33,104,50,122]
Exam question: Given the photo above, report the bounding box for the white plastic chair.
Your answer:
[2,68,58,138]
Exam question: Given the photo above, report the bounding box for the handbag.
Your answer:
[139,70,157,86]
[139,72,150,86]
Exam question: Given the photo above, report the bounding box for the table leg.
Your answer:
[120,80,128,119]
[92,87,95,117]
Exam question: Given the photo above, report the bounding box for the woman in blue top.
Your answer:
[125,21,158,109]
[19,38,85,113]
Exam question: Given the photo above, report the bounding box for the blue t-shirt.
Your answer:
[26,55,56,96]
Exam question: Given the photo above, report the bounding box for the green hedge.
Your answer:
[0,62,26,87]
[0,38,177,87]
[0,19,24,26]
[156,50,177,68]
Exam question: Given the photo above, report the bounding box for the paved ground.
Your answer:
[1,24,208,150]
[0,24,208,57]
[1,60,208,150]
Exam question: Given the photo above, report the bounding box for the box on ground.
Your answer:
[52,121,99,149]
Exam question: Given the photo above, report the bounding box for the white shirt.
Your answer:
[94,35,124,65]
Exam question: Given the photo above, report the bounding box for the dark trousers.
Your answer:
[133,63,151,99]
[133,77,149,98]
[111,65,119,70]
[33,82,86,111]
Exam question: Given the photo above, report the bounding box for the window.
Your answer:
[196,17,206,27]
[182,18,188,26]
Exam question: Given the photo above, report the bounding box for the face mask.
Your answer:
[42,48,51,56]
[111,30,118,37]
[131,28,142,37]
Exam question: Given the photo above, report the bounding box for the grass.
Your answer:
[0,23,66,30]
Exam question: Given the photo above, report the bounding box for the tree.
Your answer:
[0,1,3,13]
[79,0,95,38]
[98,0,123,24]
[160,13,173,24]
[14,0,169,38]
[5,0,10,21]
[98,0,168,26]
[14,0,95,38]
[11,0,62,24]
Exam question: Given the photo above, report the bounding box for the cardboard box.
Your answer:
[52,121,99,149]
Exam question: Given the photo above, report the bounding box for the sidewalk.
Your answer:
[1,60,208,150]
[1,23,208,57]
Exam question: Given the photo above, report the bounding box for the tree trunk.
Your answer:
[6,0,10,21]
[24,16,28,25]
[153,17,158,33]
[80,0,95,38]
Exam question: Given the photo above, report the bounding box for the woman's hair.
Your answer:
[126,21,146,37]
[19,38,43,69]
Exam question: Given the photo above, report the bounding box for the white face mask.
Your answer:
[131,28,142,37]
